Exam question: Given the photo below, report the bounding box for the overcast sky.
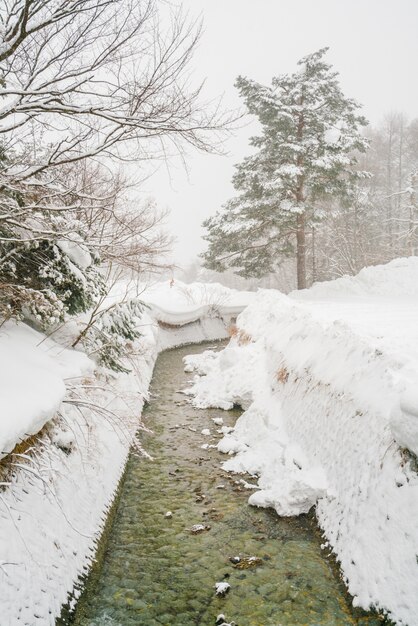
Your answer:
[141,0,418,268]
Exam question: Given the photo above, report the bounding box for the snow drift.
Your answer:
[186,257,418,626]
[0,322,93,459]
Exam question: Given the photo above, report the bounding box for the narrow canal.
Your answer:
[64,342,382,626]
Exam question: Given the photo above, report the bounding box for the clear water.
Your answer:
[65,342,385,626]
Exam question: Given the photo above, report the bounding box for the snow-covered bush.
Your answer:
[0,233,105,326]
[0,149,106,329]
[81,300,146,373]
[0,284,65,327]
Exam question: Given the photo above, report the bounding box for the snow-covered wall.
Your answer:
[0,282,247,626]
[186,258,418,626]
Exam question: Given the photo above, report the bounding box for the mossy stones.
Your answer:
[229,555,263,570]
[187,523,211,534]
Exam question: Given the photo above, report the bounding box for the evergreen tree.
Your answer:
[0,151,106,327]
[0,231,106,328]
[81,300,145,374]
[202,48,370,289]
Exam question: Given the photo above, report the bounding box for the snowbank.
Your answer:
[185,258,418,626]
[141,280,254,313]
[105,279,254,328]
[0,281,249,625]
[0,322,93,458]
[293,256,418,299]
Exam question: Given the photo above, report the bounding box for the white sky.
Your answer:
[140,0,418,267]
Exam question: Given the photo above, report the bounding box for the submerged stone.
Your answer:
[231,555,263,570]
[215,582,231,596]
[187,523,211,534]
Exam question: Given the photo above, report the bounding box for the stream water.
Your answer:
[65,342,383,626]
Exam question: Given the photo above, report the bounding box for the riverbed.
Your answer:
[64,342,383,626]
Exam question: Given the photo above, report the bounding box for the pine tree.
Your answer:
[202,48,370,289]
[81,300,145,373]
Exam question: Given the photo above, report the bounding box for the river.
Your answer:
[62,342,383,626]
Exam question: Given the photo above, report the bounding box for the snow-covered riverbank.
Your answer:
[185,258,418,626]
[3,261,418,625]
[0,281,251,625]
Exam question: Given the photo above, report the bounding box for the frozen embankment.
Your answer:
[0,281,251,626]
[185,258,418,626]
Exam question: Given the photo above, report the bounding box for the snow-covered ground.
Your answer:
[3,263,418,625]
[185,257,418,626]
[0,322,93,459]
[106,278,255,327]
[0,281,249,625]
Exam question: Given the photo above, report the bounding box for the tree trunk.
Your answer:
[295,102,306,290]
[387,120,393,251]
[311,225,317,284]
[296,213,306,289]
[407,171,417,256]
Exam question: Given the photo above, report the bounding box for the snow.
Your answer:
[142,280,254,311]
[0,321,92,458]
[291,257,418,457]
[143,281,254,328]
[293,256,418,298]
[0,280,249,625]
[215,582,231,596]
[0,316,156,624]
[185,257,418,626]
[105,279,253,330]
[324,126,341,144]
[184,349,219,374]
[4,262,418,624]
[57,236,92,270]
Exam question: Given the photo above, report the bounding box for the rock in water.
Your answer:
[187,523,211,534]
[215,615,235,626]
[230,555,263,569]
[215,582,230,596]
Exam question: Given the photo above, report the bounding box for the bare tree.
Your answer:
[0,0,227,240]
[306,114,418,284]
[0,0,232,324]
[50,159,172,274]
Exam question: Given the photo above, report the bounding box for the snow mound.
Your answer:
[184,342,256,410]
[0,322,93,457]
[293,256,418,299]
[186,258,418,626]
[143,280,254,311]
[106,279,252,328]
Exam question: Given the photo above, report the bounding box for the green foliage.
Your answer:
[0,139,106,327]
[0,236,105,320]
[202,48,370,279]
[0,283,65,327]
[82,300,146,373]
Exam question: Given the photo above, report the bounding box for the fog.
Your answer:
[141,0,418,266]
